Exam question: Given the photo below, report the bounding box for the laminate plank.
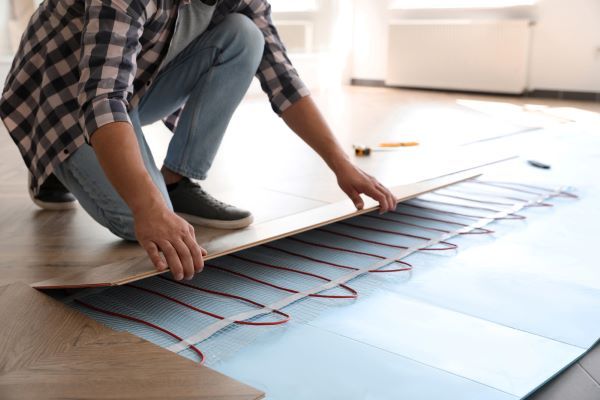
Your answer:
[579,342,600,383]
[0,283,264,400]
[528,362,600,400]
[32,168,489,288]
[263,146,515,203]
[0,335,264,400]
[0,188,325,287]
[0,282,112,375]
[0,86,512,289]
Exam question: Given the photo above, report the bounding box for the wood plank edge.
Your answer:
[31,169,487,289]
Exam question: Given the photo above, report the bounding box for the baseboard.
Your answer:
[350,78,386,87]
[526,89,600,102]
[350,78,600,103]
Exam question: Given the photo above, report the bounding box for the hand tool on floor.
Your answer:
[354,142,419,156]
[527,160,551,169]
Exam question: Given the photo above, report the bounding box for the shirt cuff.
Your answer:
[270,76,311,115]
[81,95,131,140]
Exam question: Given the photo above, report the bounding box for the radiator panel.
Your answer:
[386,20,531,93]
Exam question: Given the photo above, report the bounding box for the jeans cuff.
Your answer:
[162,160,208,181]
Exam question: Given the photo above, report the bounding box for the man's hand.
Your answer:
[281,96,396,213]
[334,161,396,213]
[90,122,206,280]
[90,122,205,280]
[134,204,206,280]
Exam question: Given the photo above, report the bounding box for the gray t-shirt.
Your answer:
[160,0,218,70]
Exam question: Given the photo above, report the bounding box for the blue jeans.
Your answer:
[54,14,264,241]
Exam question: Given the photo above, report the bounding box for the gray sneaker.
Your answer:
[168,178,253,229]
[28,173,78,210]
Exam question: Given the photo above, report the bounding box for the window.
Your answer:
[390,0,536,9]
[269,0,318,13]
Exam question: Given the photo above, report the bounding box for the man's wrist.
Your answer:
[129,183,169,218]
[326,150,352,175]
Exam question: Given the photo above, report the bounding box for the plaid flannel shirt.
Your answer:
[0,0,309,194]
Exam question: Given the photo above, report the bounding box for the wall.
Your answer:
[352,0,390,81]
[0,1,10,57]
[350,0,600,93]
[529,0,600,92]
[0,0,11,85]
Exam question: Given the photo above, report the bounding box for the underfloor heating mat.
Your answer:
[61,179,599,400]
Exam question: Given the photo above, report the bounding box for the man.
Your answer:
[1,0,396,281]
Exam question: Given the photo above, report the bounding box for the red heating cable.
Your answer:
[430,192,515,206]
[74,299,205,363]
[396,203,525,221]
[380,210,494,234]
[205,262,358,299]
[126,282,290,326]
[333,222,458,250]
[316,227,456,251]
[262,242,412,273]
[438,187,553,208]
[470,180,578,199]
[360,214,493,235]
[285,237,413,272]
[157,275,290,325]
[227,254,358,299]
[410,198,526,220]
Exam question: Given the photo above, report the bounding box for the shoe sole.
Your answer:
[176,213,254,230]
[28,175,78,211]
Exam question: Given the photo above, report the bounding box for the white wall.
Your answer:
[271,0,355,90]
[0,1,11,84]
[352,0,390,81]
[0,1,11,56]
[529,0,600,92]
[350,0,600,93]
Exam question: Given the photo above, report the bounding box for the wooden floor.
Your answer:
[0,85,529,289]
[0,282,264,399]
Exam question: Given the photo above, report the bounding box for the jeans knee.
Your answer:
[107,217,137,242]
[222,13,265,70]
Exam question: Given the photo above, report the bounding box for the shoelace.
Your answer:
[185,180,230,209]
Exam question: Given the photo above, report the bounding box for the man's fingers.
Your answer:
[348,189,364,210]
[376,182,396,211]
[388,192,397,211]
[173,239,194,280]
[188,225,207,258]
[143,241,166,271]
[159,241,184,281]
[363,184,389,213]
[183,231,204,273]
[186,225,204,271]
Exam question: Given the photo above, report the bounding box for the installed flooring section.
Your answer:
[0,282,263,400]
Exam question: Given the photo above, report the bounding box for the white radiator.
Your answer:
[275,20,314,53]
[385,20,531,94]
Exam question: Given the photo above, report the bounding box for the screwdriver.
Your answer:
[354,142,419,156]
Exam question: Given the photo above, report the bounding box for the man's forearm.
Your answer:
[281,95,397,212]
[281,95,350,173]
[90,122,167,216]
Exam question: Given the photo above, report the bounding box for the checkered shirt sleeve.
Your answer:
[241,0,310,115]
[78,0,147,139]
